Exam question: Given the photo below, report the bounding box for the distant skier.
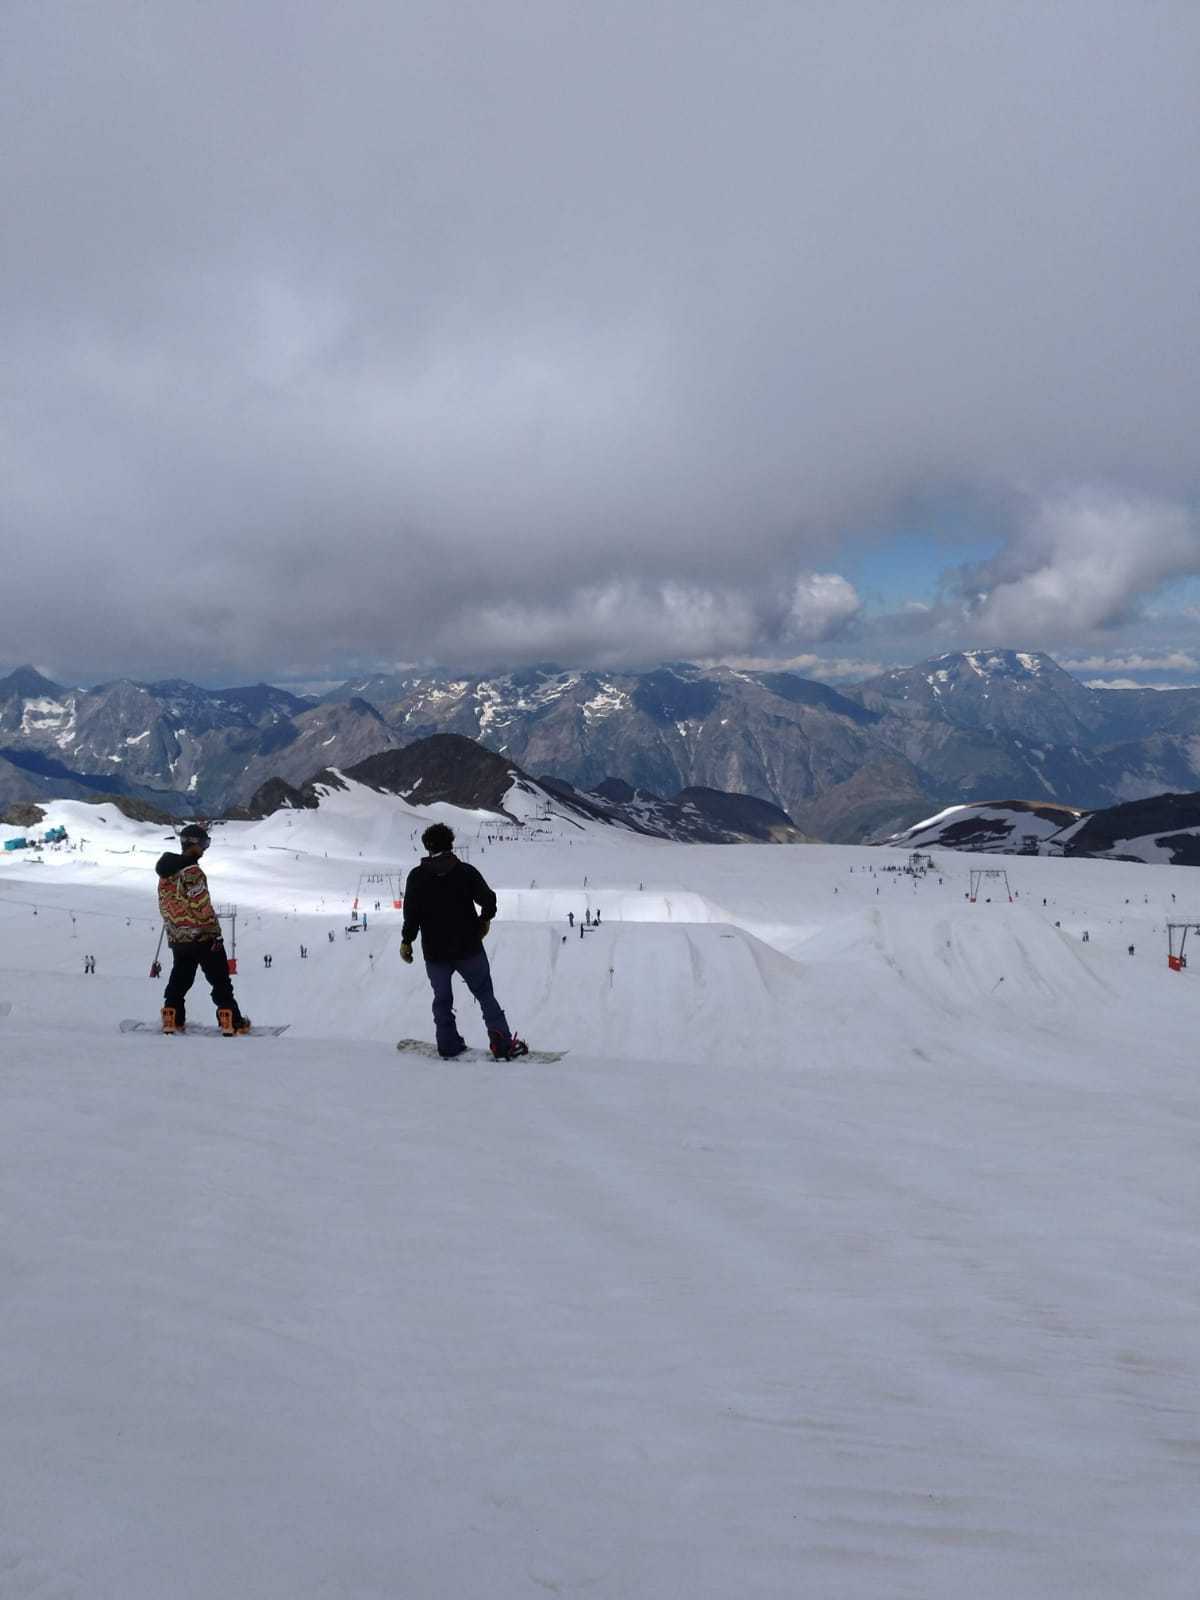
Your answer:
[156,824,250,1035]
[399,822,528,1060]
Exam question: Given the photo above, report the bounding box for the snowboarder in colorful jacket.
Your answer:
[400,822,528,1059]
[156,823,249,1033]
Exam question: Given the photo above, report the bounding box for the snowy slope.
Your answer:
[888,790,1200,867]
[2,799,1200,1597]
[886,798,1085,854]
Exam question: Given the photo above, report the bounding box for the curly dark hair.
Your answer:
[421,822,455,853]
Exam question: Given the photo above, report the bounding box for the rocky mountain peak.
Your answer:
[345,732,525,813]
[933,648,1064,681]
[0,664,68,701]
[871,648,1065,691]
[855,646,1100,743]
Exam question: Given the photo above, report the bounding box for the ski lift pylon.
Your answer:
[968,868,1013,903]
[1166,922,1200,971]
[353,871,404,912]
[214,903,238,973]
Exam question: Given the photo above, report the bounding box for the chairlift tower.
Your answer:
[353,872,404,911]
[214,903,238,973]
[968,868,1012,903]
[1166,922,1200,971]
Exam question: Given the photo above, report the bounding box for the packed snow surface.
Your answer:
[2,796,1200,1597]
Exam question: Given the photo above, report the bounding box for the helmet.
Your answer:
[179,823,211,848]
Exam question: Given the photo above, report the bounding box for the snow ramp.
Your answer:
[287,920,812,1067]
[798,899,1112,1022]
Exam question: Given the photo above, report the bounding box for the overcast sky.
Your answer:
[3,0,1199,687]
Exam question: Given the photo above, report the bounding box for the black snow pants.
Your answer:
[163,939,244,1028]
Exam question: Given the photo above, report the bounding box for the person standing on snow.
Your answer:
[156,823,250,1034]
[400,822,528,1060]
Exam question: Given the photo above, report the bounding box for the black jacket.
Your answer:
[401,852,498,962]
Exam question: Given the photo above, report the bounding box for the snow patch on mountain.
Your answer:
[20,698,71,733]
[581,684,630,720]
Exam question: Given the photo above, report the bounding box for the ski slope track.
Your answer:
[2,797,1200,1597]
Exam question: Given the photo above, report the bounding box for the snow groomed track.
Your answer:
[2,796,1200,1597]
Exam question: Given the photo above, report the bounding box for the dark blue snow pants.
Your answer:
[424,949,511,1054]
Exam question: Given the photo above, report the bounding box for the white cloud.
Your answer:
[437,569,863,670]
[1062,651,1199,673]
[786,574,863,642]
[723,652,885,682]
[446,579,759,668]
[1085,678,1200,691]
[965,492,1200,641]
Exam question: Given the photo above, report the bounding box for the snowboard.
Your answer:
[395,1037,566,1064]
[119,1019,290,1038]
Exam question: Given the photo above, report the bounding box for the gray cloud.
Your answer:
[3,0,1199,681]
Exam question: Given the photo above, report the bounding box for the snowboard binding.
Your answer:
[489,1032,530,1061]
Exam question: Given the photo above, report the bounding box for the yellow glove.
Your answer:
[479,919,491,938]
[400,941,414,964]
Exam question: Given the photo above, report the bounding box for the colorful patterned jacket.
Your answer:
[155,851,222,944]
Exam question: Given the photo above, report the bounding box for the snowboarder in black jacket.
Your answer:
[400,823,527,1059]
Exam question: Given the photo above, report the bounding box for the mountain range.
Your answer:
[5,649,1200,841]
[226,733,807,846]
